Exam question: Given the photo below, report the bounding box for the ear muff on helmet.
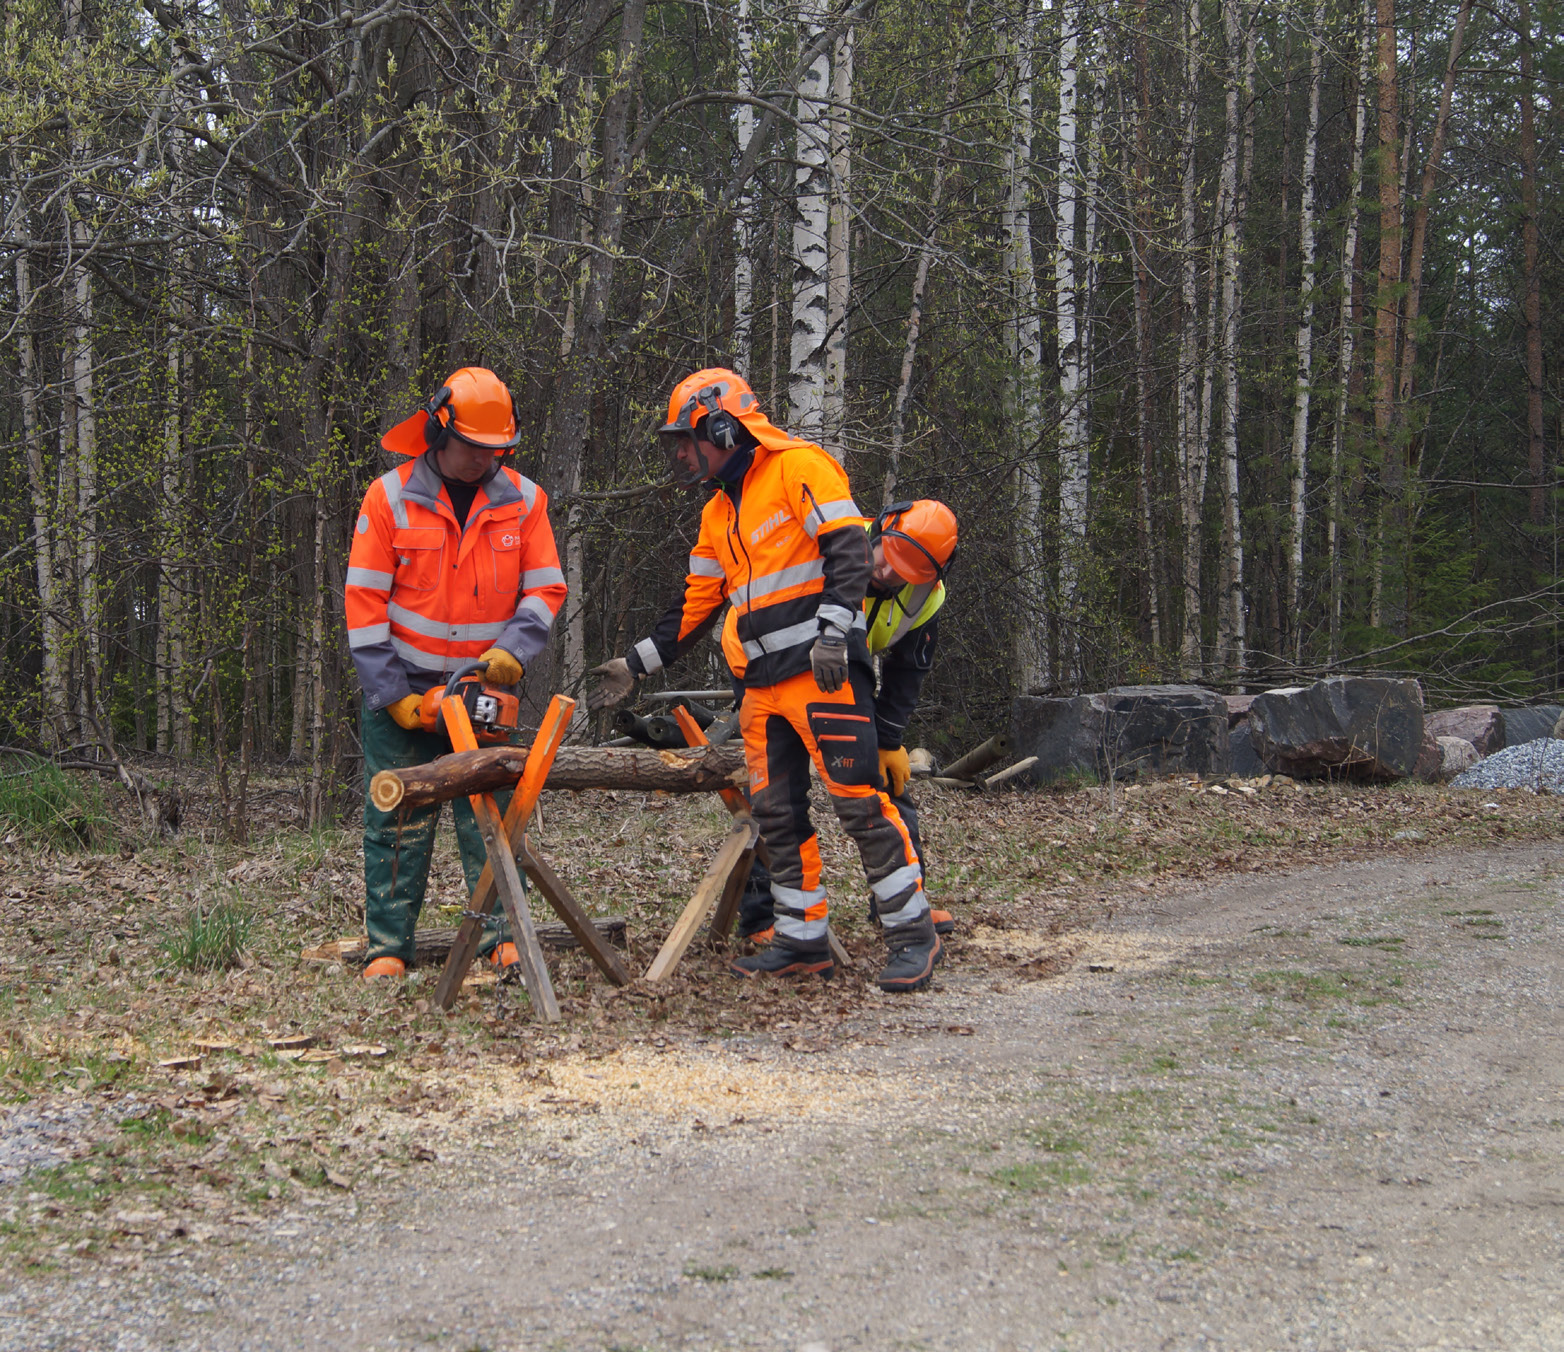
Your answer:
[703,408,742,452]
[422,385,454,450]
[872,499,958,585]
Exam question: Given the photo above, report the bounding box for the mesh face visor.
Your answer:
[660,429,709,487]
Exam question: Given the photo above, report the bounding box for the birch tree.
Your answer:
[790,0,833,439]
[1286,0,1326,660]
[1214,0,1255,676]
[733,0,759,377]
[1003,0,1047,690]
[1176,0,1209,677]
[1055,0,1086,686]
[823,24,853,453]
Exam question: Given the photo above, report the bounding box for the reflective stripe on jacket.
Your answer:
[344,453,566,709]
[628,439,872,688]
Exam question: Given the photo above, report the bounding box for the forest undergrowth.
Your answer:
[2,757,1561,1273]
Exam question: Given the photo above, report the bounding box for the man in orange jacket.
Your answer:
[589,370,941,993]
[345,368,567,980]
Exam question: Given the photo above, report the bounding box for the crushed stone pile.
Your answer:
[1450,738,1564,794]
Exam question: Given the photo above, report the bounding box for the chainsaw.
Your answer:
[417,660,522,746]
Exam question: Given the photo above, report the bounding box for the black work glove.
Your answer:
[810,630,849,694]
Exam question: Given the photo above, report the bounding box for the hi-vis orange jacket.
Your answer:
[626,438,871,688]
[345,454,566,710]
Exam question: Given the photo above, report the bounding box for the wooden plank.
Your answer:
[435,695,572,1010]
[517,841,633,987]
[706,841,755,948]
[645,817,758,982]
[468,787,560,1022]
[672,705,749,814]
[302,920,627,967]
[433,694,571,1016]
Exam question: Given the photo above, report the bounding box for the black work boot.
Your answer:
[729,937,834,982]
[877,914,942,993]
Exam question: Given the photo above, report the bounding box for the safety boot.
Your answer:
[362,956,406,981]
[877,915,942,994]
[729,937,834,982]
[930,908,955,935]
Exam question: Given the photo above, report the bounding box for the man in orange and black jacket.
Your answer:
[589,369,941,993]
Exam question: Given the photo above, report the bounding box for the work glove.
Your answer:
[479,647,523,686]
[810,628,849,694]
[587,656,637,710]
[387,693,424,731]
[878,745,911,797]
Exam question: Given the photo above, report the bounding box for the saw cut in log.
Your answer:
[369,742,747,813]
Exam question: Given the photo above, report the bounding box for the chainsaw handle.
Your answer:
[442,660,490,702]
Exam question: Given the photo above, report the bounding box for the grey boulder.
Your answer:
[1436,736,1480,780]
[1500,705,1563,748]
[1247,677,1425,780]
[1012,684,1229,784]
[1425,704,1505,756]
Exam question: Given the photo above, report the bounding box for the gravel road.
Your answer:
[5,841,1564,1351]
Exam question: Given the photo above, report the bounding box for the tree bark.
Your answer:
[369,742,749,812]
[1286,0,1326,662]
[1370,0,1402,631]
[1517,0,1544,536]
[1176,0,1208,678]
[1131,0,1161,651]
[6,158,65,746]
[1330,0,1374,666]
[1215,1,1256,679]
[1055,0,1085,688]
[790,0,832,439]
[823,24,853,455]
[1004,0,1047,691]
[732,0,758,377]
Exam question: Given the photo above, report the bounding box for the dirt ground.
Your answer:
[5,828,1564,1350]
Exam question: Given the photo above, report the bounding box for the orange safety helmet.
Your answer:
[658,368,809,457]
[872,499,958,585]
[381,367,521,457]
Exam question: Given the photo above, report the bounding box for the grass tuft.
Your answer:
[0,756,110,849]
[160,898,253,971]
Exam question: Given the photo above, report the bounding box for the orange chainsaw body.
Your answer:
[418,673,520,746]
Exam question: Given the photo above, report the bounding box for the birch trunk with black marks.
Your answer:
[790,0,832,440]
[1286,0,1326,661]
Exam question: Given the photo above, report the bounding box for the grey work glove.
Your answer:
[587,657,637,711]
[809,629,849,694]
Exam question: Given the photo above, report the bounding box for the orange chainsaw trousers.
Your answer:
[738,666,929,946]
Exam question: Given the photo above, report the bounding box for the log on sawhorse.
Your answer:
[432,694,633,1019]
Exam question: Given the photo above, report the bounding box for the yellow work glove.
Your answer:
[387,693,424,731]
[479,647,523,686]
[879,745,911,797]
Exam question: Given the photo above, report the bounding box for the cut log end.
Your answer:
[369,771,406,813]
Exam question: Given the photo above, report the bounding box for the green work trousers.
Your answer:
[361,701,513,966]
